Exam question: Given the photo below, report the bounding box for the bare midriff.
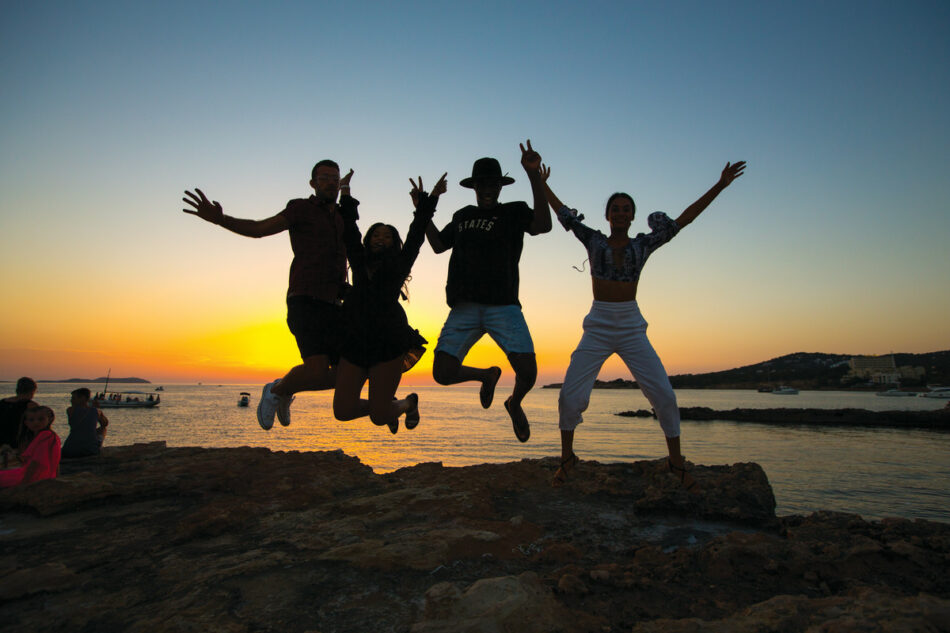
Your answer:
[592,277,638,302]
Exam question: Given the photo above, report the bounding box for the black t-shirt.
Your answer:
[438,201,533,307]
[0,398,33,447]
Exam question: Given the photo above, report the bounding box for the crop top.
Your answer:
[555,205,680,282]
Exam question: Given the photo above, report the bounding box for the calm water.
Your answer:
[31,383,950,523]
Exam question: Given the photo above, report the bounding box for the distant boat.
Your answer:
[93,369,159,408]
[875,389,916,397]
[94,391,160,408]
[918,387,950,399]
[771,386,799,395]
[238,392,251,407]
[155,386,164,391]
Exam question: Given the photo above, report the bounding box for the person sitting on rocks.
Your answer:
[0,406,60,487]
[62,388,109,458]
[0,376,38,450]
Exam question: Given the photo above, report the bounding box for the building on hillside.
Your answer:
[847,355,925,384]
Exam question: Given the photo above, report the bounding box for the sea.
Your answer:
[30,383,950,523]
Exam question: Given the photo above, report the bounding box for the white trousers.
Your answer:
[558,300,680,438]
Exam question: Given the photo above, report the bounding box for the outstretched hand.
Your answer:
[182,188,223,225]
[719,161,746,187]
[409,172,448,207]
[539,163,551,182]
[340,168,354,189]
[520,139,542,174]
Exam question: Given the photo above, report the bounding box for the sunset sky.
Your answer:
[1,1,948,385]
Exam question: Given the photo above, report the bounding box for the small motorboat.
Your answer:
[771,386,799,395]
[875,389,916,397]
[918,387,950,399]
[238,392,251,407]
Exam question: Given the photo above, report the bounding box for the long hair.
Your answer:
[17,405,54,453]
[362,223,411,300]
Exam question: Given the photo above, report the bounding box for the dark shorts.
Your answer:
[286,296,343,363]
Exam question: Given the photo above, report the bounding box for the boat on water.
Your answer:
[238,392,250,407]
[918,387,950,399]
[771,386,799,395]
[155,386,164,391]
[875,389,916,397]
[94,391,160,408]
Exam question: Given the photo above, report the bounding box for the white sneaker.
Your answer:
[257,380,280,430]
[277,394,295,426]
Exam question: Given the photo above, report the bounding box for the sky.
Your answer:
[1,1,948,385]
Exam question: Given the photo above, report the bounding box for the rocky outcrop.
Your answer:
[1,443,948,632]
[619,406,950,429]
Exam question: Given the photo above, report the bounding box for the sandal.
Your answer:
[480,367,502,409]
[504,396,530,443]
[668,457,700,493]
[552,453,579,487]
[404,393,419,430]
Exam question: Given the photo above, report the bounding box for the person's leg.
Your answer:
[367,356,411,434]
[553,307,614,484]
[271,354,335,397]
[432,351,496,387]
[432,305,500,406]
[484,306,538,441]
[615,310,698,492]
[332,359,370,422]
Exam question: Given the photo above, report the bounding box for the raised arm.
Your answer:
[404,174,446,268]
[674,161,746,229]
[539,164,594,242]
[415,174,451,254]
[521,139,552,235]
[539,164,565,212]
[182,188,288,238]
[337,170,366,275]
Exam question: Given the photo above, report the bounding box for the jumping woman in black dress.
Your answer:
[332,171,447,433]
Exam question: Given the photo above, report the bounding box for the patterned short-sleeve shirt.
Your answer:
[555,205,679,283]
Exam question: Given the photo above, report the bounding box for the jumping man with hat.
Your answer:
[425,140,551,442]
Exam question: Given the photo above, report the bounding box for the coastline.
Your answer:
[1,443,948,631]
[618,406,950,429]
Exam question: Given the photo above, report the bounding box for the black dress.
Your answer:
[337,193,434,371]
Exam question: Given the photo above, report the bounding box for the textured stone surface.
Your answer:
[1,442,948,632]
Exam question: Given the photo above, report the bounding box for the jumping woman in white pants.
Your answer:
[541,160,746,489]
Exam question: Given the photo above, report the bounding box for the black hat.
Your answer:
[459,157,515,188]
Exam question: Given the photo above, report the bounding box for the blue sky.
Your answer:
[1,1,948,382]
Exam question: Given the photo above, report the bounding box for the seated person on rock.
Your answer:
[62,388,109,458]
[0,406,61,487]
[0,376,38,452]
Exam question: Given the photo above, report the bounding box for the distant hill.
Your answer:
[37,377,151,384]
[544,351,950,390]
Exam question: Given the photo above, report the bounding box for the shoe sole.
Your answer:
[257,383,275,431]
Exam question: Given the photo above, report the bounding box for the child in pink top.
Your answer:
[0,406,60,488]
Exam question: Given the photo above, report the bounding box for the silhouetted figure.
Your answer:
[332,172,446,434]
[542,160,746,490]
[424,141,551,443]
[0,377,37,449]
[62,388,109,458]
[183,160,349,430]
[0,406,60,488]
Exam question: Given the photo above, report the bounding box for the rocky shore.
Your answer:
[1,443,948,632]
[617,406,950,429]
